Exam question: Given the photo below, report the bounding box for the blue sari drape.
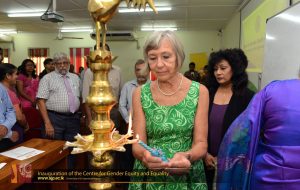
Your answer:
[217,83,265,190]
[217,79,300,190]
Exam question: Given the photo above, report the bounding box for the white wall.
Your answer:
[221,12,241,49]
[0,30,221,83]
[241,0,264,20]
[220,0,267,89]
[293,0,300,4]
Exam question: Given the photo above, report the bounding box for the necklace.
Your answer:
[157,73,183,96]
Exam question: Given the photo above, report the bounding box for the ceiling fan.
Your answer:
[55,30,83,40]
[55,23,83,40]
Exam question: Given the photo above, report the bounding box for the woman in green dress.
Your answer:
[129,31,209,190]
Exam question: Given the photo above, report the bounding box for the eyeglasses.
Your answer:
[56,61,69,66]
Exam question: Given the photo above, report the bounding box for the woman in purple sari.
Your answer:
[217,79,300,190]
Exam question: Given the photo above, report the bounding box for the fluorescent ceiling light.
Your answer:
[8,12,44,17]
[119,7,171,13]
[0,30,17,34]
[277,13,300,23]
[141,27,177,31]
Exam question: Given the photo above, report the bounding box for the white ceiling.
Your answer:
[0,0,244,33]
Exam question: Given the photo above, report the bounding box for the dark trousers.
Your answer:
[111,109,134,190]
[204,164,216,190]
[42,111,80,169]
[110,106,125,132]
[0,138,14,152]
[12,123,24,144]
[0,124,24,152]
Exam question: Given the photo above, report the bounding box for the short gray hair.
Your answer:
[143,31,185,69]
[53,52,70,63]
[135,59,145,67]
[135,59,149,75]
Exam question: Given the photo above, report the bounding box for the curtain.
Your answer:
[28,48,49,74]
[69,47,91,73]
[3,48,10,63]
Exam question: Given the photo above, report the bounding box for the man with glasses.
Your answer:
[36,52,80,169]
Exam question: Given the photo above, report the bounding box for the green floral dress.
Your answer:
[128,81,207,190]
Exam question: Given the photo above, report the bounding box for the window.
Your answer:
[2,48,10,63]
[28,48,49,74]
[70,47,91,73]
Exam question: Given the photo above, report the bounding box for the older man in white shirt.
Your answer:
[37,52,80,170]
[119,59,149,124]
[37,52,81,140]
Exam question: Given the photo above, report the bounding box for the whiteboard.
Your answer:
[261,2,300,88]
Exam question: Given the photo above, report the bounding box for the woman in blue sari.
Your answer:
[217,79,300,190]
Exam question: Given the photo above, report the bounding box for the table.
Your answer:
[0,138,69,190]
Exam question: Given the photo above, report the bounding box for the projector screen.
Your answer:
[241,0,289,72]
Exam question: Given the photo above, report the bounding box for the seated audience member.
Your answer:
[184,62,201,82]
[129,31,209,189]
[39,58,54,80]
[0,63,28,145]
[218,79,300,190]
[16,59,39,108]
[119,59,149,124]
[0,64,17,151]
[204,49,255,190]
